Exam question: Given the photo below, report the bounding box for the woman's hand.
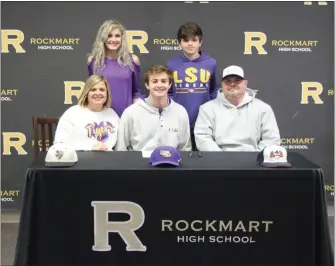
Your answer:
[92,142,108,151]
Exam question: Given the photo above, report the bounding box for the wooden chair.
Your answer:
[32,116,59,161]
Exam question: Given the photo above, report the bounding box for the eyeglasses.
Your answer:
[189,151,203,157]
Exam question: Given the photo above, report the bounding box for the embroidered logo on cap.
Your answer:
[160,150,171,157]
[269,150,283,159]
[55,150,64,160]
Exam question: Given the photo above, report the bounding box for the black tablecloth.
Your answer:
[14,151,334,266]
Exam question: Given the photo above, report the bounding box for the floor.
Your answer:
[1,207,334,265]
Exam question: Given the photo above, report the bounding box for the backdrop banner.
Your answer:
[1,1,334,210]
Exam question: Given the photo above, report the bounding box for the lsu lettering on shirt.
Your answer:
[167,52,218,130]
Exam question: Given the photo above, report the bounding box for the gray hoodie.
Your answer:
[115,98,192,152]
[194,88,281,151]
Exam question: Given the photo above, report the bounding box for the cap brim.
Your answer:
[222,74,244,80]
[151,160,179,167]
[261,162,292,168]
[45,162,76,168]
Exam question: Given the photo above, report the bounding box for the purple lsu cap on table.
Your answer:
[149,146,181,167]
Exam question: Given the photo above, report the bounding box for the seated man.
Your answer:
[115,65,192,152]
[194,65,280,151]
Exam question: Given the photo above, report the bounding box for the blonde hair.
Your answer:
[78,75,112,108]
[88,20,134,74]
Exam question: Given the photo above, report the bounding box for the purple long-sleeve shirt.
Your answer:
[88,56,142,117]
[167,52,218,130]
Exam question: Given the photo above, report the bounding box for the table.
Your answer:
[14,151,333,266]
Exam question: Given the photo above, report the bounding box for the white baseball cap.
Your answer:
[257,145,292,168]
[45,143,78,167]
[222,65,244,80]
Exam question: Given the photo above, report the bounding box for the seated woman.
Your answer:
[54,75,119,151]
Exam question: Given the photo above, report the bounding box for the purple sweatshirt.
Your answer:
[167,52,218,130]
[88,56,142,117]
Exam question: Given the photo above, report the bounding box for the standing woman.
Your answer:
[87,20,142,117]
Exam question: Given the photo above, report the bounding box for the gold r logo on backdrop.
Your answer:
[2,132,27,155]
[301,82,323,104]
[244,32,267,55]
[64,81,85,104]
[1,30,26,53]
[127,31,149,54]
[301,82,333,104]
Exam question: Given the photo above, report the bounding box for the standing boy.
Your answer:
[167,22,218,150]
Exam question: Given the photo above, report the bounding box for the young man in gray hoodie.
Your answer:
[115,65,192,152]
[194,65,281,152]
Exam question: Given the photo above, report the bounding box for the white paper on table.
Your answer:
[142,150,153,158]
